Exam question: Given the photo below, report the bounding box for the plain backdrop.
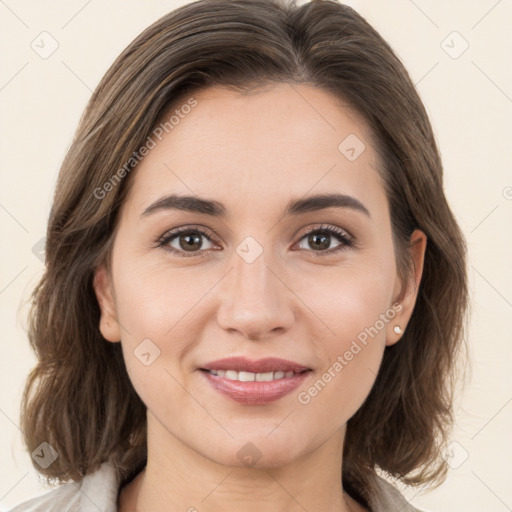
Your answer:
[1,1,511,511]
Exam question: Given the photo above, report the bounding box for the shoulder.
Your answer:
[368,475,430,512]
[6,462,120,512]
[6,481,81,512]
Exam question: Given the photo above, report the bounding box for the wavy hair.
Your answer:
[19,0,469,500]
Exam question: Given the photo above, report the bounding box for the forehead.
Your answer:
[125,83,386,217]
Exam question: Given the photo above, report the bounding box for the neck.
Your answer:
[118,414,366,512]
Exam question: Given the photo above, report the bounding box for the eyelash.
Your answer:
[155,224,355,259]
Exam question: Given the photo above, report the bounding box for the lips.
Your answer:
[198,357,312,405]
[200,356,311,374]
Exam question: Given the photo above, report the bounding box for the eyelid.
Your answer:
[293,223,353,245]
[155,224,218,246]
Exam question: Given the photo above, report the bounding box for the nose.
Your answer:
[216,246,295,341]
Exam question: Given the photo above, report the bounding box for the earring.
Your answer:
[393,325,402,335]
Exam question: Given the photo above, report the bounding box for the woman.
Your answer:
[10,0,468,510]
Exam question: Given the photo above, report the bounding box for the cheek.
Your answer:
[300,251,396,345]
[295,298,389,429]
[292,256,396,419]
[110,258,211,388]
[113,256,216,338]
[111,263,207,417]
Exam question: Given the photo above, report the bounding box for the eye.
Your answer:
[294,224,354,255]
[156,225,218,258]
[156,223,354,258]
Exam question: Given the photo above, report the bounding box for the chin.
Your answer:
[200,435,308,470]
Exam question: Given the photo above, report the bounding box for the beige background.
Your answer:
[1,1,511,510]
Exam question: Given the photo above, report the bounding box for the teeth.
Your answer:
[208,369,297,381]
[256,372,274,381]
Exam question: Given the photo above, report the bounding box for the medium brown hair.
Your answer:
[20,0,469,499]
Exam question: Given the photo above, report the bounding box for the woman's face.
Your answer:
[94,83,425,469]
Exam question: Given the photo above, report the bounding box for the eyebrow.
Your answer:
[141,193,370,219]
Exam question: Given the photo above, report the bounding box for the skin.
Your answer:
[93,83,426,512]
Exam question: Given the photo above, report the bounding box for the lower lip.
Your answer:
[200,370,312,405]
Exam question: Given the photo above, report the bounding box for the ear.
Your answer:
[93,264,121,343]
[386,229,427,346]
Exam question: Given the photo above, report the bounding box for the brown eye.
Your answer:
[157,226,217,257]
[296,225,353,255]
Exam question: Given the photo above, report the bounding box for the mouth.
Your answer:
[198,356,313,405]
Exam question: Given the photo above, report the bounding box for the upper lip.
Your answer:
[200,357,311,374]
